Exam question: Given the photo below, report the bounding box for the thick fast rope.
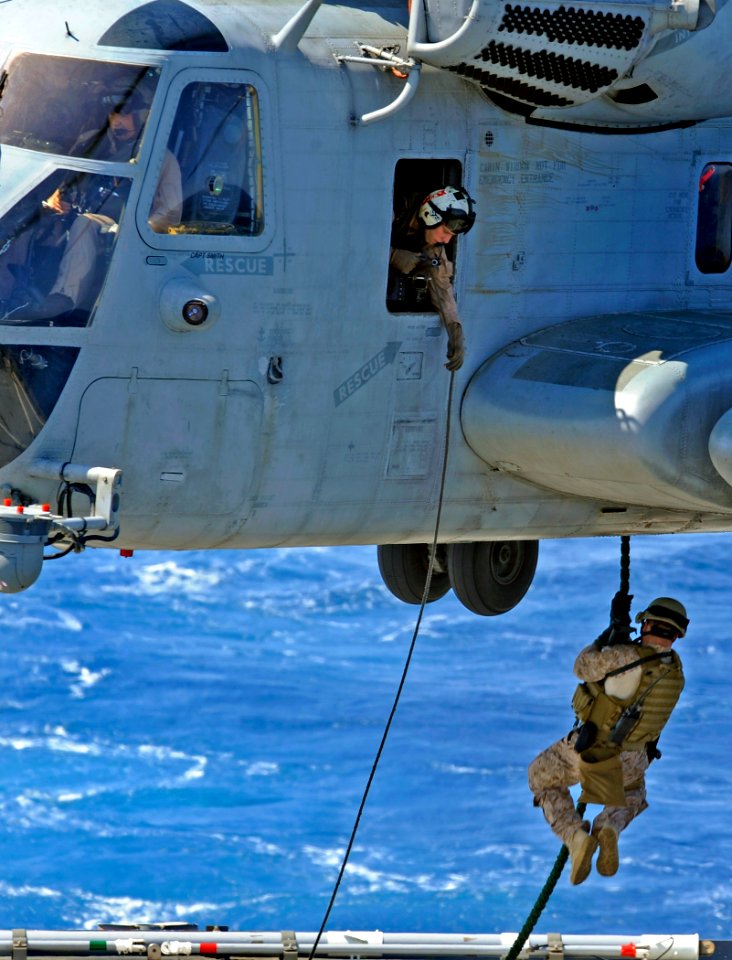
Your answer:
[306,373,457,960]
[619,534,631,599]
[503,800,587,960]
[503,535,632,960]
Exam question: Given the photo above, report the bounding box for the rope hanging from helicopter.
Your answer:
[303,398,635,957]
[306,371,458,960]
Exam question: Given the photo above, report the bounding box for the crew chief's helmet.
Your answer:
[635,597,689,637]
[418,186,476,235]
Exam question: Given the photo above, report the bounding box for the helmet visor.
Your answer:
[425,199,476,235]
[441,209,476,235]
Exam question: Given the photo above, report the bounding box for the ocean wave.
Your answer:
[0,727,207,782]
[301,845,469,895]
[72,891,225,930]
[0,606,84,633]
[245,835,291,857]
[61,659,112,699]
[137,743,208,780]
[0,879,62,899]
[431,762,502,777]
[242,761,279,777]
[0,728,103,756]
[134,560,224,596]
[9,789,74,829]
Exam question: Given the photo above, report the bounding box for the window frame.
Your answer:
[138,68,274,253]
[0,166,134,328]
[0,51,161,163]
[694,160,732,276]
[387,157,465,315]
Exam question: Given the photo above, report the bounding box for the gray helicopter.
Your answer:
[0,0,730,612]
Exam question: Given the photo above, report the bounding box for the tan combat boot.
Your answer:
[593,824,619,877]
[567,826,598,885]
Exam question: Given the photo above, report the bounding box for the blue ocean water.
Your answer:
[0,534,729,937]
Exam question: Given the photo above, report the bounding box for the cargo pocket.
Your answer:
[578,753,627,806]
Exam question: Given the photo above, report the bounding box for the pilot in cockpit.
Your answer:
[74,88,150,164]
[0,92,182,324]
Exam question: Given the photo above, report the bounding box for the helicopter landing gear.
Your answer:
[377,543,451,604]
[447,539,539,616]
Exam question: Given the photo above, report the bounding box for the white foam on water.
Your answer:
[138,743,208,781]
[61,659,112,698]
[74,892,224,929]
[0,880,62,899]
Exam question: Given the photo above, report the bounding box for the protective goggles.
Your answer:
[637,604,689,636]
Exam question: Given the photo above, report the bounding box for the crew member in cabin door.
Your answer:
[389,185,475,372]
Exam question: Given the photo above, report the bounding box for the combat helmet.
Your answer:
[635,597,689,637]
[418,186,476,235]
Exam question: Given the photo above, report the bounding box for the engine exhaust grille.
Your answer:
[499,4,646,51]
[449,62,574,106]
[475,39,618,93]
[409,0,699,110]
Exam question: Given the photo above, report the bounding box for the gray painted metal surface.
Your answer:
[1,0,732,593]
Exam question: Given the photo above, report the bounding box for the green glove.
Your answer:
[445,321,464,371]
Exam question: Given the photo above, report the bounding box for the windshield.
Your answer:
[0,345,80,468]
[0,170,132,327]
[0,54,159,161]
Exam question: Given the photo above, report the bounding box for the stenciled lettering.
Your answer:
[203,256,272,275]
[334,342,401,407]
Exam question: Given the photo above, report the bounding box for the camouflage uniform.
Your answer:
[389,234,465,370]
[528,643,656,845]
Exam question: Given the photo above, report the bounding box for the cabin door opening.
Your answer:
[386,157,464,314]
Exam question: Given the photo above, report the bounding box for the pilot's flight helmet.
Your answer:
[635,597,689,637]
[104,88,149,118]
[418,186,476,235]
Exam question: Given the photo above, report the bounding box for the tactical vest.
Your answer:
[572,644,684,753]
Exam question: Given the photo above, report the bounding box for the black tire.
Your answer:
[447,540,539,616]
[377,543,451,605]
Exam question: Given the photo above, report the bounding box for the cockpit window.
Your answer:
[0,346,80,469]
[156,82,264,237]
[0,170,131,327]
[0,54,159,161]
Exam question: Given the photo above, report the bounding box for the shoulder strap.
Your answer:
[604,650,671,679]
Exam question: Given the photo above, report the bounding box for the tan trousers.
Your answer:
[51,213,116,305]
[528,731,649,844]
